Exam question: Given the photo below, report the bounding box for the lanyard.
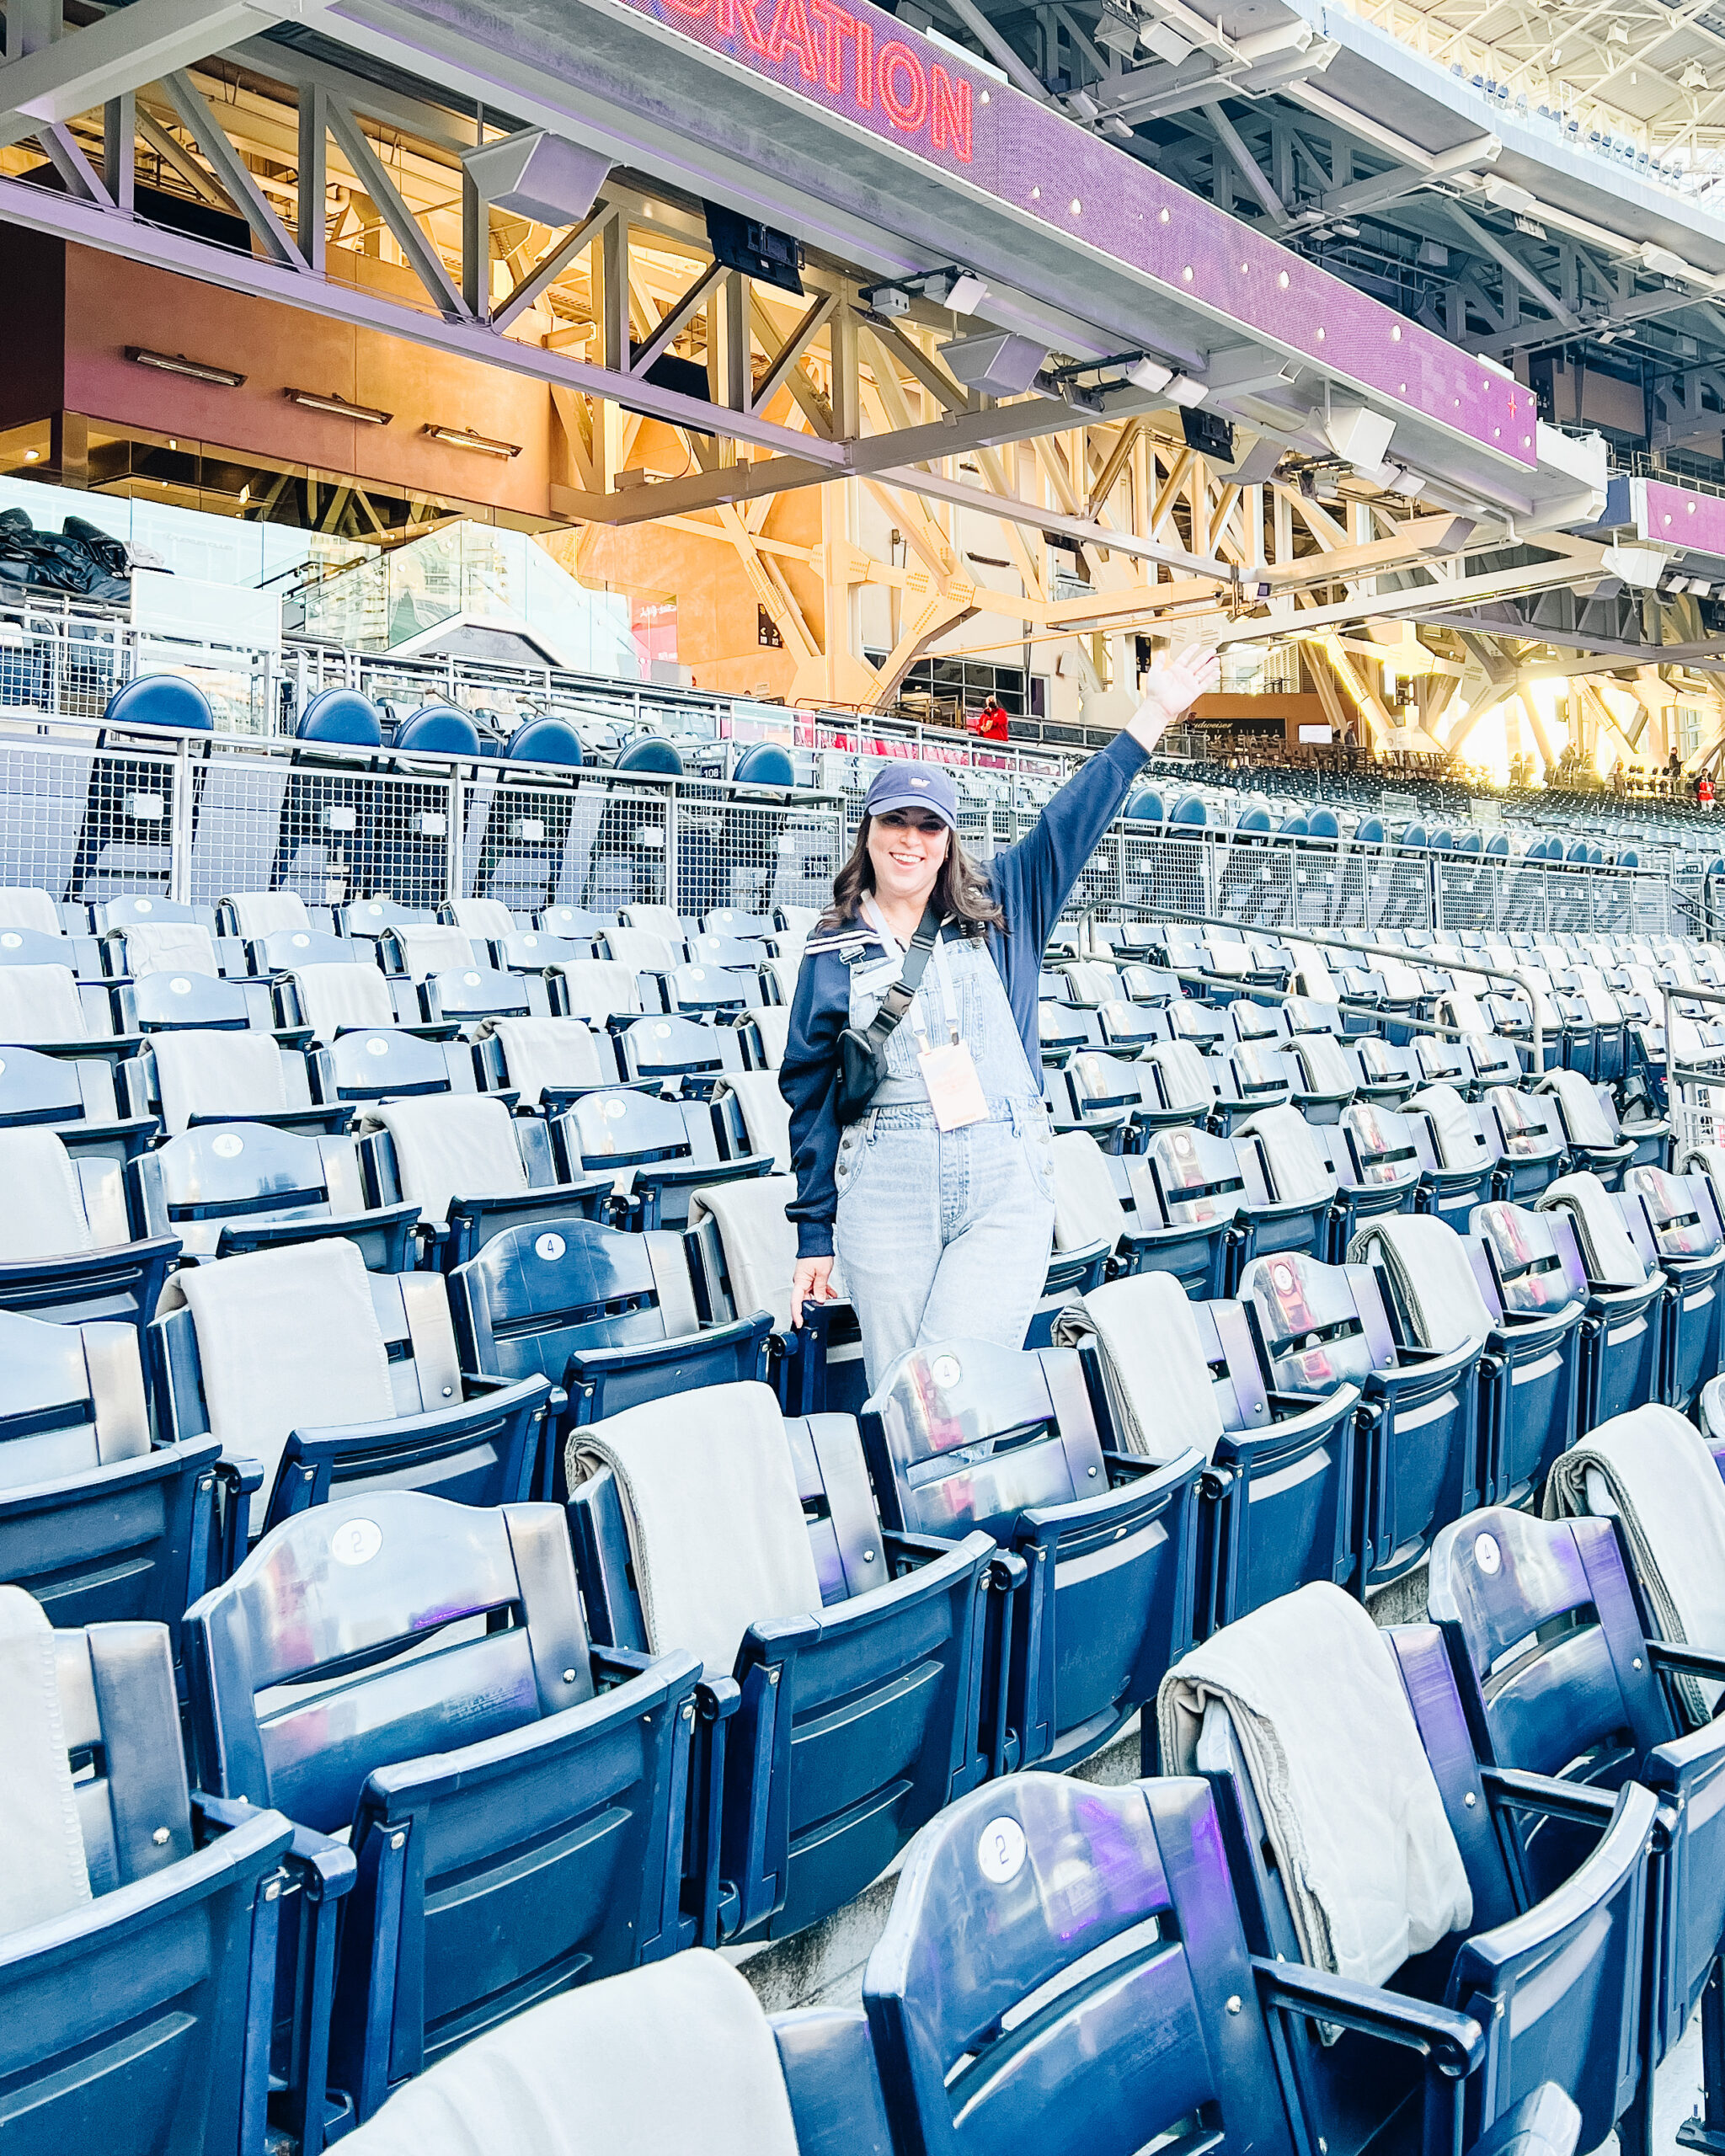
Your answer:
[862,897,962,1043]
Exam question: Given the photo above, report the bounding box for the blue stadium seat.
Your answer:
[861,1334,1203,1773]
[566,1380,1000,1942]
[507,718,585,766]
[1236,1247,1482,1588]
[866,1767,1587,2156]
[1124,787,1164,821]
[734,742,795,787]
[613,1010,751,1094]
[183,1491,701,2126]
[1480,1086,1569,1202]
[1168,792,1207,828]
[103,673,215,732]
[0,1308,228,1630]
[308,1027,479,1108]
[615,735,684,776]
[1309,806,1341,841]
[0,1127,179,1332]
[553,1088,772,1230]
[1356,814,1388,843]
[1431,1502,1725,2153]
[0,1593,314,2156]
[1535,1174,1667,1422]
[1624,1164,1725,1408]
[0,1038,157,1160]
[451,1216,772,1438]
[131,1122,417,1267]
[297,687,384,747]
[393,705,480,757]
[355,1093,611,1268]
[1184,1591,1657,2156]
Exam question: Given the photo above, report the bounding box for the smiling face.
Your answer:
[866,808,950,911]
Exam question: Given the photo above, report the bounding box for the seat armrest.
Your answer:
[1478,1764,1621,1828]
[1646,1641,1725,1684]
[213,1455,264,1580]
[690,1673,740,1947]
[194,1793,355,2153]
[1252,1956,1484,2078]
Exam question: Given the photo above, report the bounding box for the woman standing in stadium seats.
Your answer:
[781,643,1220,1387]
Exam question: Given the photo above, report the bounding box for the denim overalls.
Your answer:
[833,909,1055,1390]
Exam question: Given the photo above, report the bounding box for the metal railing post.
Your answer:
[169,736,195,905]
[662,776,680,915]
[445,768,464,905]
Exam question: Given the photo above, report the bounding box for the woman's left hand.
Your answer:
[1127,644,1221,751]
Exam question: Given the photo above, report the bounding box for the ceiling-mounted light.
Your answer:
[423,424,521,458]
[286,387,393,426]
[861,265,990,318]
[1165,375,1208,408]
[124,347,246,388]
[1683,61,1709,88]
[1606,19,1628,42]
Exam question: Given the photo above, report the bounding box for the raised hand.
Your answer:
[1127,644,1222,750]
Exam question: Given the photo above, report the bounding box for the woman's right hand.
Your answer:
[791,1257,837,1326]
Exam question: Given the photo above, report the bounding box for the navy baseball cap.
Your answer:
[863,764,959,830]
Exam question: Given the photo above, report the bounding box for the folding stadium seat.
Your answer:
[451,1214,772,1437]
[1349,1035,1421,1104]
[439,895,520,942]
[378,922,555,1032]
[0,1038,156,1159]
[1325,1100,1423,1257]
[118,1031,351,1139]
[1536,1174,1667,1423]
[214,888,320,942]
[307,1024,484,1113]
[554,1087,772,1230]
[1114,1124,1251,1296]
[112,963,304,1059]
[339,899,437,943]
[537,903,616,940]
[1094,995,1162,1054]
[1162,995,1227,1053]
[0,1589,312,2156]
[1232,1105,1338,1268]
[1049,1049,1161,1147]
[1236,1248,1483,1588]
[1039,1000,1103,1069]
[862,1769,1584,2156]
[1140,1034,1221,1129]
[1622,1164,1725,1409]
[545,955,647,1026]
[468,1013,622,1113]
[492,928,598,980]
[710,1068,790,1175]
[1429,1493,1725,2156]
[1560,968,1629,1085]
[1116,959,1178,1004]
[748,1000,791,1071]
[1050,1128,1187,1281]
[1359,1208,1583,1511]
[132,1122,418,1267]
[151,1236,554,1534]
[656,962,765,1020]
[1223,997,1289,1044]
[1481,1084,1569,1201]
[182,1490,700,2126]
[312,1948,889,2156]
[602,923,682,985]
[1539,1068,1665,1186]
[1404,1083,1498,1229]
[1167,1584,1656,2156]
[0,1125,179,1331]
[615,1010,753,1092]
[861,1332,1204,1772]
[1050,958,1121,1009]
[1061,1269,1359,1630]
[1210,1038,1299,1133]
[97,898,248,982]
[1466,1029,1526,1087]
[0,1306,231,1627]
[357,1092,611,1267]
[567,1378,1000,1941]
[1282,1022,1362,1124]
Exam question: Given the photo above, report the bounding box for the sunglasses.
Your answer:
[876,811,948,835]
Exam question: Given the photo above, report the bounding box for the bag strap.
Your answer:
[862,901,942,1055]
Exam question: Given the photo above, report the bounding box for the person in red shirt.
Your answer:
[974,695,1010,744]
[1700,773,1715,810]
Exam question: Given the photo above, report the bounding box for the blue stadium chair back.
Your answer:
[733,741,795,787]
[131,1120,417,1269]
[1199,1620,1655,2156]
[616,734,684,776]
[1399,823,1429,850]
[1238,1249,1482,1588]
[1356,815,1388,844]
[298,688,383,747]
[1328,1100,1423,1255]
[0,1140,179,1334]
[184,1491,700,2121]
[1429,1504,1725,2082]
[312,1027,473,1104]
[1309,807,1341,841]
[2,1609,296,2156]
[394,705,480,757]
[1169,792,1207,827]
[0,1306,222,1634]
[1624,1165,1725,1408]
[863,1771,1296,2156]
[614,1009,748,1093]
[1124,787,1164,822]
[553,1086,771,1228]
[861,1336,1202,1771]
[104,673,215,732]
[123,969,271,1033]
[1278,813,1309,838]
[259,927,355,971]
[507,718,584,766]
[1236,804,1272,834]
[0,1040,154,1161]
[567,1393,996,1943]
[1486,833,1510,857]
[450,1217,770,1437]
[1430,828,1455,851]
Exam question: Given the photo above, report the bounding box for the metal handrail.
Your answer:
[1661,979,1725,1109]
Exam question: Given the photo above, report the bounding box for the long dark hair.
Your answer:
[823,814,1006,938]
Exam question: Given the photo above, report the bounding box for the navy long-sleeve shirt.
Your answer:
[780,730,1151,1259]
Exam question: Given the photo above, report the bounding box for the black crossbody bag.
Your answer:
[833,901,942,1127]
